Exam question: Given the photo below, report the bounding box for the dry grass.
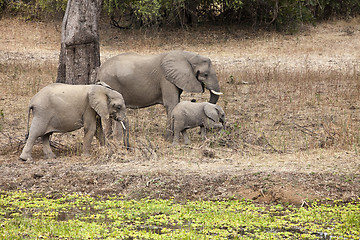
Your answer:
[1,19,360,156]
[217,63,360,152]
[2,59,359,158]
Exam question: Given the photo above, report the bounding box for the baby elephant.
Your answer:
[20,82,128,161]
[170,101,225,145]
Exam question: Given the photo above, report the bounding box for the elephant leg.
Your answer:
[102,118,113,139]
[83,115,97,156]
[200,126,207,139]
[172,129,181,146]
[20,134,37,161]
[172,119,184,146]
[42,133,56,159]
[165,115,174,141]
[95,116,105,146]
[182,129,191,145]
[19,117,47,161]
[161,80,181,141]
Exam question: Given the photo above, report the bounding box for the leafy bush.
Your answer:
[104,0,360,31]
[1,0,360,30]
[0,0,5,17]
[1,0,66,20]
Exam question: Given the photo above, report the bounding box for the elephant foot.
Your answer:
[19,153,32,162]
[98,138,106,146]
[44,152,56,160]
[164,131,173,142]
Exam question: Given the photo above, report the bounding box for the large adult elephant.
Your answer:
[96,50,222,138]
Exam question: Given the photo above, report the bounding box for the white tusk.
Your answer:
[211,89,223,95]
[120,121,126,130]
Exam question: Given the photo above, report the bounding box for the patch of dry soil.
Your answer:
[1,142,359,204]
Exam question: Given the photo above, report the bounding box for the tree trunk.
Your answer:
[187,0,198,27]
[56,0,102,84]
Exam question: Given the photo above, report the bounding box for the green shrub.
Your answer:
[2,0,66,20]
[2,0,360,31]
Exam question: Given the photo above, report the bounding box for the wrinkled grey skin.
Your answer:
[96,50,222,139]
[19,83,128,161]
[170,101,225,145]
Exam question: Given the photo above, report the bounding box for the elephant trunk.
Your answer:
[206,75,222,104]
[119,117,130,150]
[209,89,222,104]
[222,121,226,130]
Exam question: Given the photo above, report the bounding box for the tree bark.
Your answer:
[56,0,102,84]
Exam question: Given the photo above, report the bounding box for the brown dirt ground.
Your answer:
[0,17,359,204]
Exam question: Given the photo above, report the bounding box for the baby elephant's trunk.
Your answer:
[212,122,224,130]
[221,119,226,130]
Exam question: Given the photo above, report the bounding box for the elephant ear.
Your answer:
[161,51,203,93]
[204,104,218,122]
[88,86,109,119]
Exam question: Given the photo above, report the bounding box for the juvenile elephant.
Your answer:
[96,50,223,138]
[170,101,226,145]
[19,83,129,161]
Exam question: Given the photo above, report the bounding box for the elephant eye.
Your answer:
[112,103,121,110]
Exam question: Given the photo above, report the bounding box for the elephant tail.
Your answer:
[24,106,33,141]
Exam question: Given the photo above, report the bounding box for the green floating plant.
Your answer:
[0,191,359,239]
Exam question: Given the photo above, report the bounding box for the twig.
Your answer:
[146,178,160,187]
[110,16,131,29]
[301,200,309,208]
[260,189,266,197]
[266,0,279,25]
[320,123,335,140]
[293,123,319,138]
[261,133,283,153]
